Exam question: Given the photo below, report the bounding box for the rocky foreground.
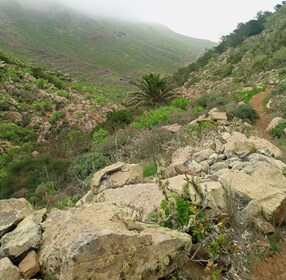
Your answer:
[1,119,286,279]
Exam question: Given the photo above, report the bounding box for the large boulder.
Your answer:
[95,176,225,220]
[218,160,286,226]
[91,162,143,194]
[265,117,285,132]
[223,132,282,159]
[0,217,42,259]
[0,257,21,280]
[39,203,192,280]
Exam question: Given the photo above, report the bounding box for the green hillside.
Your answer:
[0,0,215,88]
[174,2,286,105]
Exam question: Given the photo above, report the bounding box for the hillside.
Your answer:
[0,0,215,88]
[175,3,286,107]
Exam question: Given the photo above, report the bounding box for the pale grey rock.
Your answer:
[1,217,42,258]
[0,257,21,280]
[39,204,192,280]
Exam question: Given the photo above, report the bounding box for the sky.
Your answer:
[25,0,280,42]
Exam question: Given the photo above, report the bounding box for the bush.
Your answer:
[235,104,259,123]
[71,152,109,180]
[131,106,182,128]
[270,122,286,138]
[170,97,190,110]
[49,111,65,124]
[92,128,109,145]
[0,156,70,199]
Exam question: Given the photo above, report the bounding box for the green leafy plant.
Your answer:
[92,128,109,145]
[128,73,175,107]
[143,163,157,177]
[170,96,190,110]
[49,111,65,124]
[71,152,109,180]
[131,106,182,128]
[270,122,286,138]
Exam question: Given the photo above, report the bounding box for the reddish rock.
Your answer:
[18,251,40,279]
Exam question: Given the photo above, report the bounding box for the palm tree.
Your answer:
[128,73,175,107]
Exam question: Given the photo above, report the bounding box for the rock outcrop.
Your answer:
[39,203,192,280]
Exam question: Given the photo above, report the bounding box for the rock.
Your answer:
[5,112,23,124]
[95,183,162,220]
[32,208,47,224]
[221,132,231,140]
[214,138,224,154]
[18,251,40,279]
[208,107,219,114]
[0,257,21,280]
[185,160,202,174]
[217,160,286,226]
[266,99,273,109]
[91,162,143,195]
[161,124,182,133]
[0,211,24,238]
[0,199,34,237]
[200,161,210,173]
[76,190,93,206]
[193,149,215,163]
[1,217,42,259]
[210,112,227,121]
[223,132,282,159]
[232,162,250,171]
[211,162,228,173]
[171,146,194,165]
[39,204,192,280]
[265,117,285,132]
[31,151,40,158]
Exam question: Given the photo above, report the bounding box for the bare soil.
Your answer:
[250,89,273,142]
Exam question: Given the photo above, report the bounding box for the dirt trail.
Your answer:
[250,89,273,141]
[249,90,286,279]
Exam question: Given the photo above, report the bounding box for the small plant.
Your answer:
[143,163,157,177]
[92,128,109,145]
[131,106,182,128]
[170,97,190,110]
[49,111,65,124]
[270,122,286,138]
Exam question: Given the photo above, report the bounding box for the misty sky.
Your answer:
[29,0,280,42]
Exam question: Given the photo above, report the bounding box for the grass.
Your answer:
[235,88,264,103]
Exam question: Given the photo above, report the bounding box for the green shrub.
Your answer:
[0,123,36,143]
[193,106,204,115]
[0,156,70,199]
[33,99,54,111]
[170,97,190,110]
[33,78,49,89]
[270,122,286,138]
[49,111,65,124]
[92,128,109,145]
[235,88,262,103]
[143,163,157,177]
[71,152,109,180]
[57,90,69,98]
[235,104,259,122]
[131,106,181,128]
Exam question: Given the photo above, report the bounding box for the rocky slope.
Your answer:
[1,111,286,279]
[176,3,286,100]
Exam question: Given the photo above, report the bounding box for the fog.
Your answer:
[6,0,280,41]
